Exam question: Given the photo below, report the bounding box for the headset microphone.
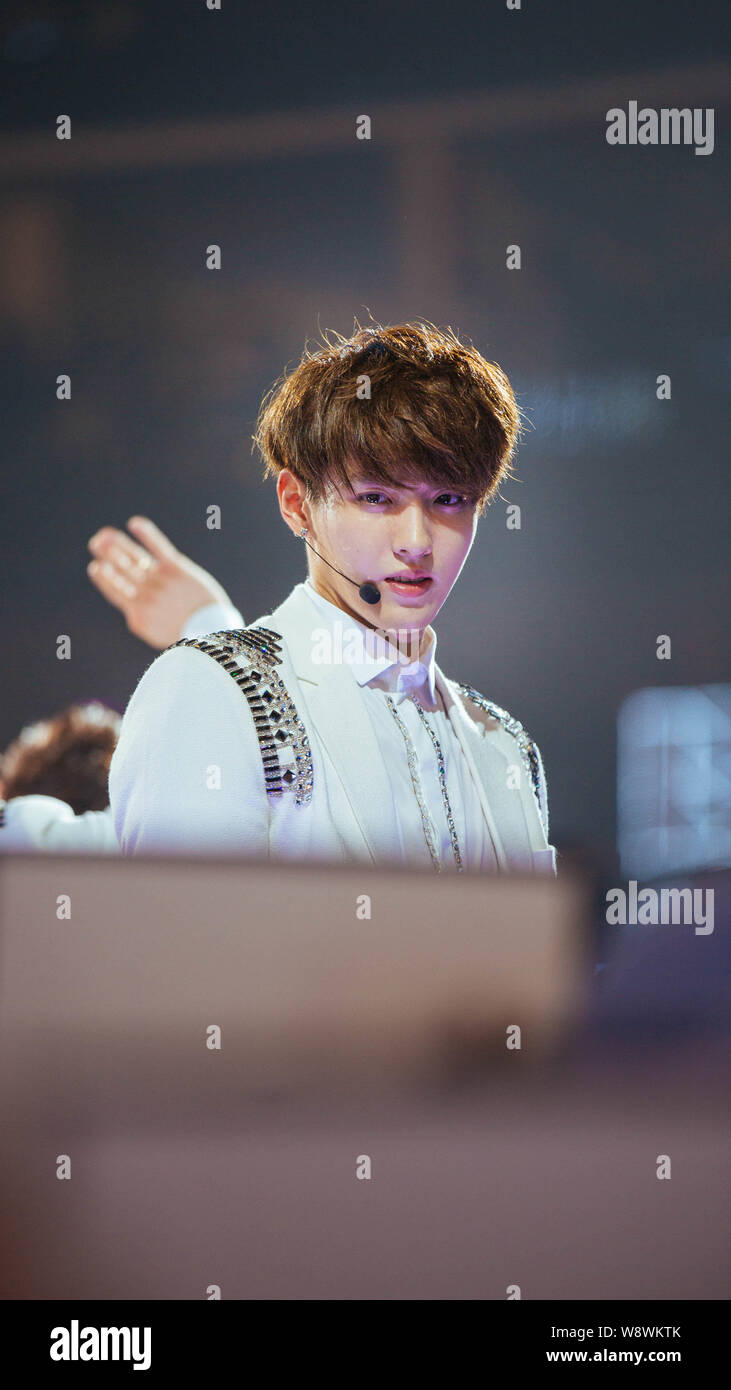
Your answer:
[357,580,381,605]
[299,528,381,604]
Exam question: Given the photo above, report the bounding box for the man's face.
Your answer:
[304,468,480,650]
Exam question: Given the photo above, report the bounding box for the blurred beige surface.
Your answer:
[2,854,726,1299]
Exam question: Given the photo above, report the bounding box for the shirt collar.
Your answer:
[303,578,438,704]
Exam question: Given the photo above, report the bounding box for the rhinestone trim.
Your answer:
[385,693,464,873]
[169,626,314,806]
[455,683,548,837]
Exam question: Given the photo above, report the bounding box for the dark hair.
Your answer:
[0,702,120,814]
[253,319,524,517]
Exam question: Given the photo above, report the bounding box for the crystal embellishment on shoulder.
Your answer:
[455,683,548,837]
[169,625,314,805]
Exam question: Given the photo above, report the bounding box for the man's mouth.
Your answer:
[384,573,434,596]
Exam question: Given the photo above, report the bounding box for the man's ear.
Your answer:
[276,469,309,537]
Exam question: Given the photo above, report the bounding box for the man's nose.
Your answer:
[393,502,432,555]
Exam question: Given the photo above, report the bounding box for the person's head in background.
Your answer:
[254,320,524,655]
[0,702,120,813]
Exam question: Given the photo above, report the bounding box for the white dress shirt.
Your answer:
[302,579,499,873]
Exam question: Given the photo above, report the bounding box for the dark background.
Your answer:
[1,0,729,865]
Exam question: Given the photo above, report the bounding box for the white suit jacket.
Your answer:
[110,582,556,874]
[0,600,244,856]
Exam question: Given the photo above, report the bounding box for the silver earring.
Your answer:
[300,526,308,538]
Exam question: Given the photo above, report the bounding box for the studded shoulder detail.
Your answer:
[168,625,314,805]
[454,682,549,839]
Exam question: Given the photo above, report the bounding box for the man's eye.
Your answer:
[356,492,470,507]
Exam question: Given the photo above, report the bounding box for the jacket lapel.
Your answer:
[434,667,509,870]
[437,668,548,868]
[254,584,402,865]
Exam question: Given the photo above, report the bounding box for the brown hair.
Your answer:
[253,320,524,517]
[0,702,120,814]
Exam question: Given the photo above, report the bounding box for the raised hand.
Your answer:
[87,516,235,649]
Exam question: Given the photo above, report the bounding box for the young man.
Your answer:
[109,321,556,874]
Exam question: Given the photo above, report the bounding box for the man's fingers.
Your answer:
[87,558,137,608]
[88,527,156,574]
[126,516,179,563]
[104,540,156,580]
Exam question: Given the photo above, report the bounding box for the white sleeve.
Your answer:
[108,645,269,858]
[0,797,119,854]
[180,601,244,640]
